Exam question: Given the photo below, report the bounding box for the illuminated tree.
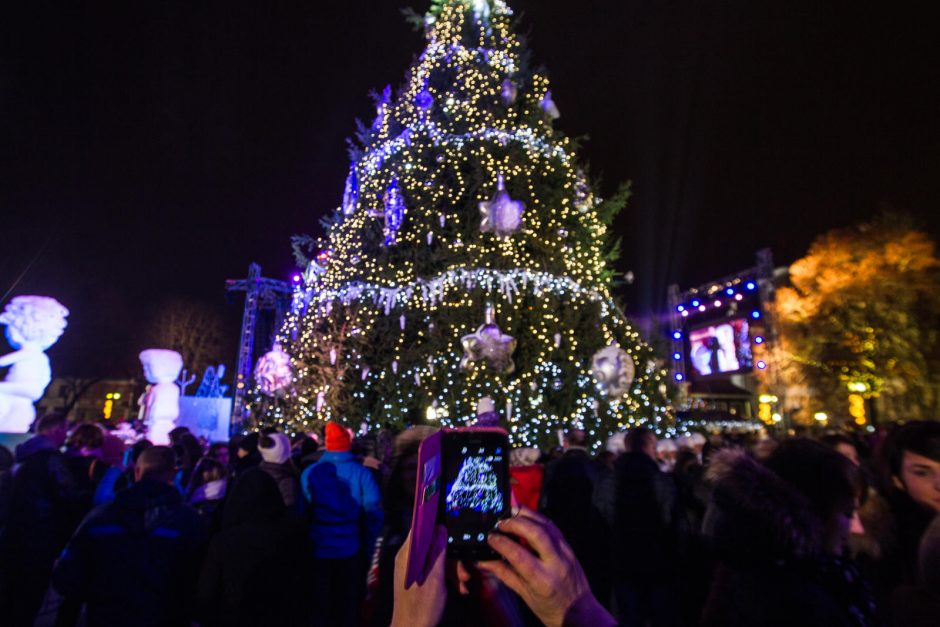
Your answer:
[772,214,940,425]
[263,0,671,446]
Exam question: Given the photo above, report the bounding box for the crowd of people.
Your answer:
[1,413,939,627]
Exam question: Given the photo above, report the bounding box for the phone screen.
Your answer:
[441,430,510,559]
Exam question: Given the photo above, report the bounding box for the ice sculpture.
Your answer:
[446,456,502,514]
[138,349,184,445]
[0,296,69,433]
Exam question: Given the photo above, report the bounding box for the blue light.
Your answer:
[754,336,764,344]
[757,361,767,370]
[751,310,761,319]
[676,305,684,312]
[746,281,757,291]
[725,287,734,296]
[691,299,700,307]
[675,373,684,381]
[673,352,681,360]
[672,331,682,340]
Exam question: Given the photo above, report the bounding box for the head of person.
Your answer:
[325,421,352,453]
[656,438,678,466]
[293,434,319,459]
[168,426,191,447]
[624,426,657,460]
[883,421,940,514]
[35,411,68,447]
[235,432,260,460]
[134,446,178,484]
[127,439,153,469]
[765,438,860,554]
[509,447,541,468]
[222,467,285,528]
[67,423,104,456]
[822,434,860,467]
[207,441,230,466]
[259,432,292,465]
[563,429,587,449]
[385,426,437,519]
[185,457,228,499]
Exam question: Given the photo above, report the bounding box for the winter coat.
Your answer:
[594,450,685,583]
[540,449,604,568]
[259,460,303,513]
[198,468,314,627]
[509,464,543,511]
[51,479,208,627]
[189,478,228,536]
[701,449,877,627]
[301,451,383,559]
[4,435,82,567]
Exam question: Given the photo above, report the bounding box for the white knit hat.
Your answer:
[259,433,292,465]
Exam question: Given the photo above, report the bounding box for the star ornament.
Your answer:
[460,304,516,374]
[479,174,524,237]
[591,344,636,398]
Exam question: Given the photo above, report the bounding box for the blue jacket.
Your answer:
[300,451,383,559]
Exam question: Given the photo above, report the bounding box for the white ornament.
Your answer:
[361,366,371,381]
[554,333,562,348]
[541,90,560,120]
[479,174,524,237]
[439,213,446,228]
[254,347,292,396]
[392,360,399,374]
[427,231,434,245]
[316,391,325,411]
[591,344,636,398]
[501,78,518,104]
[460,303,516,374]
[400,314,406,330]
[329,348,337,365]
[0,296,69,432]
[138,349,184,445]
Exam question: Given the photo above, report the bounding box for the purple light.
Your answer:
[754,336,764,344]
[676,305,685,312]
[675,373,684,381]
[691,299,700,307]
[713,300,722,308]
[757,360,767,370]
[672,331,682,340]
[725,288,734,296]
[673,352,681,360]
[291,274,302,283]
[746,281,757,291]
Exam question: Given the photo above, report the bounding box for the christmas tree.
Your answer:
[259,0,672,447]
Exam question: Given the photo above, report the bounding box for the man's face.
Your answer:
[47,424,68,448]
[897,451,940,513]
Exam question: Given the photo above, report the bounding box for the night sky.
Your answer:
[2,1,938,376]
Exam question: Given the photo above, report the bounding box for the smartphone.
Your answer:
[440,428,511,560]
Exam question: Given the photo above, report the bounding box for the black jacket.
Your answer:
[197,468,315,627]
[594,451,685,582]
[258,460,303,513]
[52,479,208,627]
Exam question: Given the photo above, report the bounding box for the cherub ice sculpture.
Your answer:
[138,349,184,445]
[0,296,69,433]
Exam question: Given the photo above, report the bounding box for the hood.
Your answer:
[14,434,58,462]
[705,448,823,566]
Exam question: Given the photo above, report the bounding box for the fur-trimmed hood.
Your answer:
[704,448,824,566]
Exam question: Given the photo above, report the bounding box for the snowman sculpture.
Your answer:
[0,296,69,432]
[138,349,183,445]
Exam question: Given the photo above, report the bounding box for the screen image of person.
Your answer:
[689,320,750,377]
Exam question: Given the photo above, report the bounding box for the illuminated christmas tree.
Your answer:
[261,0,672,446]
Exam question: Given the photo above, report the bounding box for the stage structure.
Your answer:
[667,249,782,428]
[225,263,292,434]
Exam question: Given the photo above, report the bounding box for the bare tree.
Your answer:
[146,299,227,378]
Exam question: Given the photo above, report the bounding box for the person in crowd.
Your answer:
[594,426,685,625]
[364,425,436,627]
[185,457,229,534]
[258,432,302,513]
[293,432,321,470]
[539,429,607,602]
[857,420,940,614]
[824,434,862,467]
[2,412,81,626]
[51,446,208,627]
[197,467,314,627]
[64,423,116,510]
[231,432,261,476]
[509,447,543,511]
[114,438,153,492]
[891,514,940,627]
[656,438,679,472]
[390,506,617,627]
[701,438,875,626]
[174,431,205,489]
[301,421,383,627]
[206,441,230,467]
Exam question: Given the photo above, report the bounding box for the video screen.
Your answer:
[441,435,509,548]
[688,319,753,377]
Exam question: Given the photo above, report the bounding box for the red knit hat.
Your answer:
[325,422,352,452]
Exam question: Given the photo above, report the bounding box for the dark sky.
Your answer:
[2,0,938,376]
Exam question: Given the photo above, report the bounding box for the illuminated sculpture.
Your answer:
[0,296,69,432]
[138,349,184,445]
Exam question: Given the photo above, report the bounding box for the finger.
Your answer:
[495,515,556,560]
[487,532,542,580]
[477,559,527,598]
[428,525,447,575]
[395,529,413,572]
[456,561,472,595]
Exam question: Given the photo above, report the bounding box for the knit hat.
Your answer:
[259,433,291,465]
[325,422,352,452]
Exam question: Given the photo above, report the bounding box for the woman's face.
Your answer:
[896,451,940,513]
